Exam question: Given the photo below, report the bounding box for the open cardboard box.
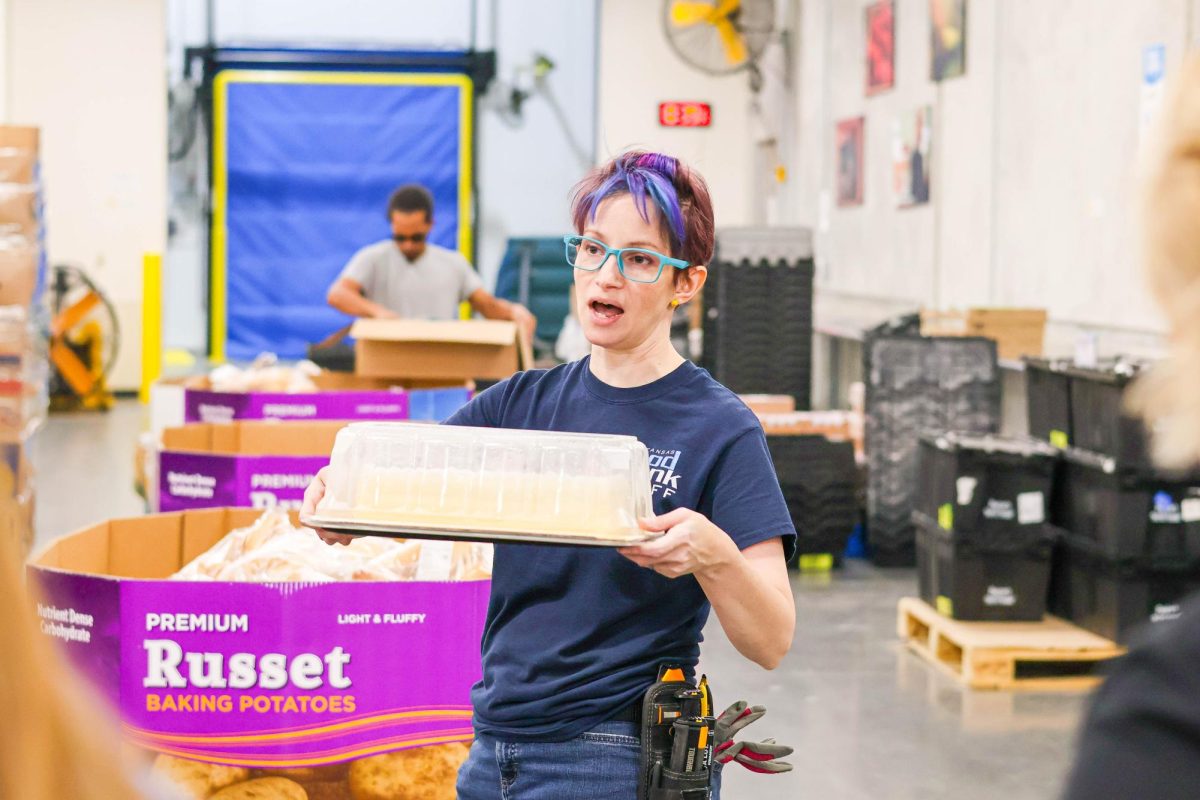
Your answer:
[157,420,347,513]
[180,371,472,425]
[352,319,532,381]
[28,507,486,774]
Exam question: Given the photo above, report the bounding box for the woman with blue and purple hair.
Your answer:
[306,151,796,797]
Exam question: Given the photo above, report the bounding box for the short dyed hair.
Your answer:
[570,151,715,268]
[387,184,434,221]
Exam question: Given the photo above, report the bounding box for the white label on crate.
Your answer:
[1151,603,1183,624]
[1150,492,1183,524]
[416,541,454,581]
[984,586,1016,607]
[1182,498,1200,523]
[983,499,1015,521]
[956,477,977,506]
[1017,491,1046,525]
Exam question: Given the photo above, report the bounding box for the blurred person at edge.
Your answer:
[326,183,537,342]
[1062,56,1200,800]
[305,151,797,798]
[0,535,181,800]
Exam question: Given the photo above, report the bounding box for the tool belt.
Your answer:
[638,665,715,800]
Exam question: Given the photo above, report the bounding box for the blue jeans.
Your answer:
[456,720,723,799]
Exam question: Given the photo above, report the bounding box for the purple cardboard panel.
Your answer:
[185,389,409,423]
[28,568,123,708]
[159,453,330,512]
[185,390,252,423]
[237,455,330,511]
[159,452,239,512]
[33,564,489,766]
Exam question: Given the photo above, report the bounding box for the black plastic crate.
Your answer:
[870,537,917,567]
[767,434,859,565]
[1066,360,1152,469]
[914,513,1055,621]
[1052,533,1200,643]
[1054,449,1200,560]
[916,433,1058,538]
[1024,358,1073,447]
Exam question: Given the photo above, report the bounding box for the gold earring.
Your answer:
[670,299,680,308]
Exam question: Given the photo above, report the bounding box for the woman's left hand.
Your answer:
[618,508,740,579]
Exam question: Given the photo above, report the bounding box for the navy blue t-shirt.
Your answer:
[445,357,796,742]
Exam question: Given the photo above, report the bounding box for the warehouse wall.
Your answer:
[6,0,167,391]
[596,0,762,227]
[790,0,1200,341]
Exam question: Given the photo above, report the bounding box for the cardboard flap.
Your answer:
[0,125,39,153]
[351,318,518,347]
[228,420,346,455]
[162,423,214,452]
[109,516,183,578]
[162,421,347,456]
[31,521,111,573]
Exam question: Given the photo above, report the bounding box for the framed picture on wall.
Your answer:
[836,117,865,206]
[866,1,895,95]
[931,0,967,80]
[892,106,932,207]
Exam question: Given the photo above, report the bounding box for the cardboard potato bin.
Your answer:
[182,370,472,425]
[351,319,531,381]
[28,507,487,790]
[158,421,345,513]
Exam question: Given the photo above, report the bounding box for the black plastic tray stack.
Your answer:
[865,326,1001,566]
[701,227,813,409]
[914,433,1060,621]
[1035,358,1200,643]
[765,434,858,567]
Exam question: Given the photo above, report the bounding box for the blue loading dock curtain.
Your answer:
[214,71,469,360]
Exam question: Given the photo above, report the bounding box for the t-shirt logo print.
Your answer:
[648,448,684,498]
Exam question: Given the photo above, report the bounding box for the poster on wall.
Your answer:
[836,118,865,206]
[866,1,895,95]
[892,106,932,208]
[931,0,967,80]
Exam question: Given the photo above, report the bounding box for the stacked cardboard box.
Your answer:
[0,126,46,558]
[920,308,1046,362]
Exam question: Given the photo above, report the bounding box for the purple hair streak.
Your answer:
[570,151,716,268]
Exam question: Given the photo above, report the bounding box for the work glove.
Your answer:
[713,701,794,774]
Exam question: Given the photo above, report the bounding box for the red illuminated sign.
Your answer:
[658,102,712,128]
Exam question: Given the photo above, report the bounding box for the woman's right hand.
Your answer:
[302,466,358,546]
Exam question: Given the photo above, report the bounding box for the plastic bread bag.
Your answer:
[172,509,293,580]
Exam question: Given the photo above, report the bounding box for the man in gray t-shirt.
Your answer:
[327,184,536,340]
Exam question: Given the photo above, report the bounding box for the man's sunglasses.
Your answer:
[393,233,427,244]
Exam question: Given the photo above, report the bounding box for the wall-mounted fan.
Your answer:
[663,0,776,77]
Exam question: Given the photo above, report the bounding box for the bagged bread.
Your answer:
[172,510,492,584]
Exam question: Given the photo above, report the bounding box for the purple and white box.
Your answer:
[29,508,488,767]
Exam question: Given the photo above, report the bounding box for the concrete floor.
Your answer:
[32,401,1088,800]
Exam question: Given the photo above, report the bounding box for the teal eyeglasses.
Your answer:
[563,235,689,284]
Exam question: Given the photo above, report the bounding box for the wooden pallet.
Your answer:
[897,597,1126,691]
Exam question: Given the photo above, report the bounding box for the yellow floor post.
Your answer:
[140,252,162,404]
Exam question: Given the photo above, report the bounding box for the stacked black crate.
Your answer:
[865,332,1001,565]
[1044,359,1200,643]
[702,228,813,409]
[765,434,859,567]
[1024,358,1073,448]
[914,433,1059,621]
